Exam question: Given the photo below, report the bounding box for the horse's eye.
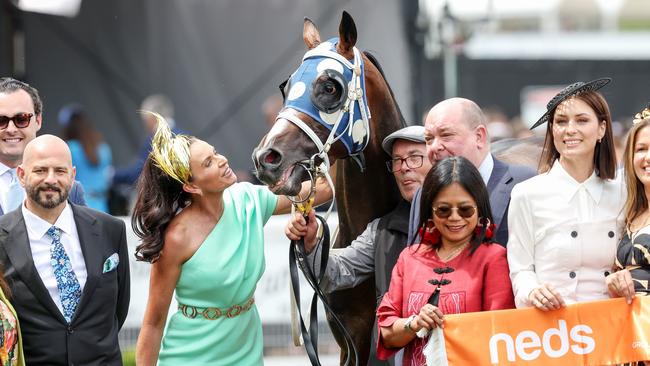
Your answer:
[310,69,348,114]
[323,81,336,95]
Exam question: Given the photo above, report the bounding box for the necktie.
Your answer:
[4,169,25,212]
[46,226,82,323]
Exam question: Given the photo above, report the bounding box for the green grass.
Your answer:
[122,348,136,366]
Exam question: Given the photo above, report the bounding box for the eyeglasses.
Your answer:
[432,205,477,219]
[386,154,424,173]
[0,113,33,130]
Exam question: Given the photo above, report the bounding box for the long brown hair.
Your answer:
[623,119,650,228]
[131,149,194,263]
[538,91,616,179]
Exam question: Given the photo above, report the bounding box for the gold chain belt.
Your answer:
[178,297,255,320]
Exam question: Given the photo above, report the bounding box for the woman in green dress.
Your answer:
[132,115,331,365]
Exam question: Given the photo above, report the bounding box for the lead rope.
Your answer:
[289,208,359,366]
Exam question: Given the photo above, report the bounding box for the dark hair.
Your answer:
[0,77,43,116]
[61,109,104,166]
[417,156,494,253]
[623,118,650,229]
[131,151,194,263]
[538,91,616,179]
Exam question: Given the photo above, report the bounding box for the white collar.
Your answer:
[548,160,603,204]
[22,202,75,240]
[477,154,494,185]
[0,161,12,178]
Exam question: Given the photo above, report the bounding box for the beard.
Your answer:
[26,182,70,209]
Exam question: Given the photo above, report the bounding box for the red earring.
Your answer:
[475,218,497,241]
[419,219,441,245]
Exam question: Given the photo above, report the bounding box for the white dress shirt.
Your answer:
[22,202,87,315]
[507,161,625,308]
[0,161,15,213]
[477,153,494,186]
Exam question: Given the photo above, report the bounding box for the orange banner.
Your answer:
[442,297,650,365]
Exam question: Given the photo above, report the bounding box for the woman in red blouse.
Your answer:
[376,156,515,365]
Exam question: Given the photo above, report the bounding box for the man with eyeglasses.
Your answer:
[408,98,535,246]
[285,125,432,365]
[0,77,86,216]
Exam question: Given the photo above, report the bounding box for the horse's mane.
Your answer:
[363,51,407,129]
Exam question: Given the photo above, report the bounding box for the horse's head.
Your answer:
[253,12,371,196]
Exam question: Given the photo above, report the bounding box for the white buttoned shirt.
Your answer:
[0,161,15,213]
[22,202,87,316]
[507,161,626,308]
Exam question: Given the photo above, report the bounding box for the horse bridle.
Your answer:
[278,40,370,209]
[281,41,371,366]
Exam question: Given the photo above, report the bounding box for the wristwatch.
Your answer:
[404,314,417,331]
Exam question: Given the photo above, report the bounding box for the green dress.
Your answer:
[158,183,277,365]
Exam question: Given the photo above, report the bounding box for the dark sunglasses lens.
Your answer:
[13,114,31,128]
[434,207,451,218]
[0,116,8,129]
[458,206,476,218]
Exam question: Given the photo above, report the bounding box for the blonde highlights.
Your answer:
[623,118,650,229]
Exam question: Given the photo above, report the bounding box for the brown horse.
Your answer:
[253,11,404,366]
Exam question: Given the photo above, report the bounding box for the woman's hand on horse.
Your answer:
[285,211,318,252]
[414,304,444,331]
[528,283,565,311]
[606,269,635,304]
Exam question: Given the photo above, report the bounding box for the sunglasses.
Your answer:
[432,205,477,219]
[0,113,33,130]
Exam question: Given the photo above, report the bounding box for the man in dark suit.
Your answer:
[0,134,129,365]
[0,77,85,216]
[408,97,536,246]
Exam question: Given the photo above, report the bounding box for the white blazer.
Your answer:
[507,161,626,308]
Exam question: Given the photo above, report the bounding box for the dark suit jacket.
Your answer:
[408,155,536,246]
[0,204,130,366]
[0,180,86,216]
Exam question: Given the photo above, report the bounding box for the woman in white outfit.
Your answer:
[507,78,625,310]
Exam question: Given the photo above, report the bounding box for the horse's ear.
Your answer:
[337,11,357,54]
[303,17,321,49]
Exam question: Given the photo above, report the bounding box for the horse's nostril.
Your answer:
[264,152,276,164]
[261,149,282,167]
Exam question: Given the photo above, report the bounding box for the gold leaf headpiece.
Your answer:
[633,105,650,124]
[148,112,192,185]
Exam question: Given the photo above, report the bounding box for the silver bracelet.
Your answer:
[403,314,417,331]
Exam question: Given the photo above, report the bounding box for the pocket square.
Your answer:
[103,253,120,273]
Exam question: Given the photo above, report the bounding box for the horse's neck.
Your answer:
[334,142,400,249]
[333,62,403,248]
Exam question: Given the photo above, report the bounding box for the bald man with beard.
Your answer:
[0,135,129,365]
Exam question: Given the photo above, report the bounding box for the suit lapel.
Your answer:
[0,210,66,323]
[487,156,513,228]
[71,204,102,317]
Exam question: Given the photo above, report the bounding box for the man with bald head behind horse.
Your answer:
[287,125,432,365]
[408,97,536,247]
